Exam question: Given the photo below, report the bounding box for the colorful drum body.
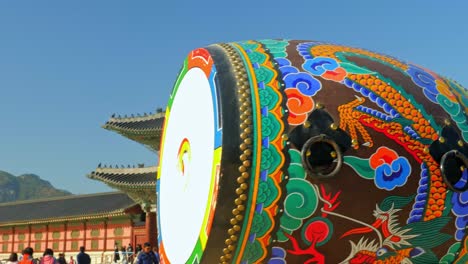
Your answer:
[157,40,468,264]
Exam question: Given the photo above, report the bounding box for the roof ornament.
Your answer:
[98,163,102,168]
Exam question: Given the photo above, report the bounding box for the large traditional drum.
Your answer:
[157,40,468,263]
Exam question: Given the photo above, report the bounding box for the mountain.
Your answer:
[0,171,72,203]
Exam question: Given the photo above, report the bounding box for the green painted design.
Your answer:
[113,227,124,236]
[251,212,273,237]
[3,244,8,252]
[254,67,275,84]
[34,232,42,240]
[437,94,462,117]
[52,231,60,239]
[71,241,79,250]
[91,229,100,237]
[186,237,203,264]
[259,88,280,110]
[443,191,453,216]
[340,62,376,75]
[261,114,281,138]
[91,240,98,250]
[437,93,468,141]
[289,149,302,164]
[2,234,9,241]
[242,240,263,263]
[108,217,129,224]
[454,237,468,263]
[260,147,281,172]
[288,163,306,179]
[17,243,24,252]
[249,51,267,64]
[276,229,292,242]
[405,217,452,247]
[449,80,468,109]
[259,39,289,58]
[257,178,279,207]
[17,234,25,241]
[229,42,261,261]
[70,230,80,238]
[52,242,59,250]
[240,43,258,51]
[379,195,415,211]
[440,242,461,264]
[234,40,285,263]
[35,243,41,252]
[279,214,302,230]
[67,221,83,227]
[277,178,318,242]
[344,156,374,179]
[283,178,317,218]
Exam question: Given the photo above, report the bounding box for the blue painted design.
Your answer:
[267,247,287,264]
[374,157,412,191]
[406,64,439,103]
[408,163,429,223]
[302,57,339,75]
[451,186,468,241]
[283,72,321,96]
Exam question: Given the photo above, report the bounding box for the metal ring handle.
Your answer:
[440,150,468,192]
[300,134,343,179]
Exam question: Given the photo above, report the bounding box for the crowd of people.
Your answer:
[0,242,159,264]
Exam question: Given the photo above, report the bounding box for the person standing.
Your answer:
[126,244,133,264]
[19,247,37,264]
[6,253,18,264]
[135,243,158,264]
[40,249,56,264]
[68,257,74,264]
[76,247,90,264]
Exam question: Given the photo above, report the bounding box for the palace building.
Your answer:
[0,110,164,263]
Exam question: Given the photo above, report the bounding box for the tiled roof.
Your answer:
[0,192,136,225]
[87,166,157,187]
[102,112,165,152]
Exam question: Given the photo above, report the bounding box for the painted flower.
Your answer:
[370,147,412,191]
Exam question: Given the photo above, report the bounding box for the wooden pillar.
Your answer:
[12,227,16,253]
[63,222,68,253]
[27,224,31,247]
[145,212,157,246]
[45,224,49,249]
[83,221,87,249]
[103,219,108,251]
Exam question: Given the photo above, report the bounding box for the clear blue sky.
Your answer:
[0,1,466,194]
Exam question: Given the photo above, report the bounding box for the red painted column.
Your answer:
[45,224,49,249]
[63,222,68,253]
[83,221,87,249]
[12,227,15,253]
[103,219,108,251]
[27,225,31,247]
[145,212,156,246]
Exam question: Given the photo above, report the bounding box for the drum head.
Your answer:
[158,40,468,264]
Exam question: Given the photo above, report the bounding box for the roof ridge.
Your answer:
[91,166,158,174]
[105,111,165,124]
[0,191,125,207]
